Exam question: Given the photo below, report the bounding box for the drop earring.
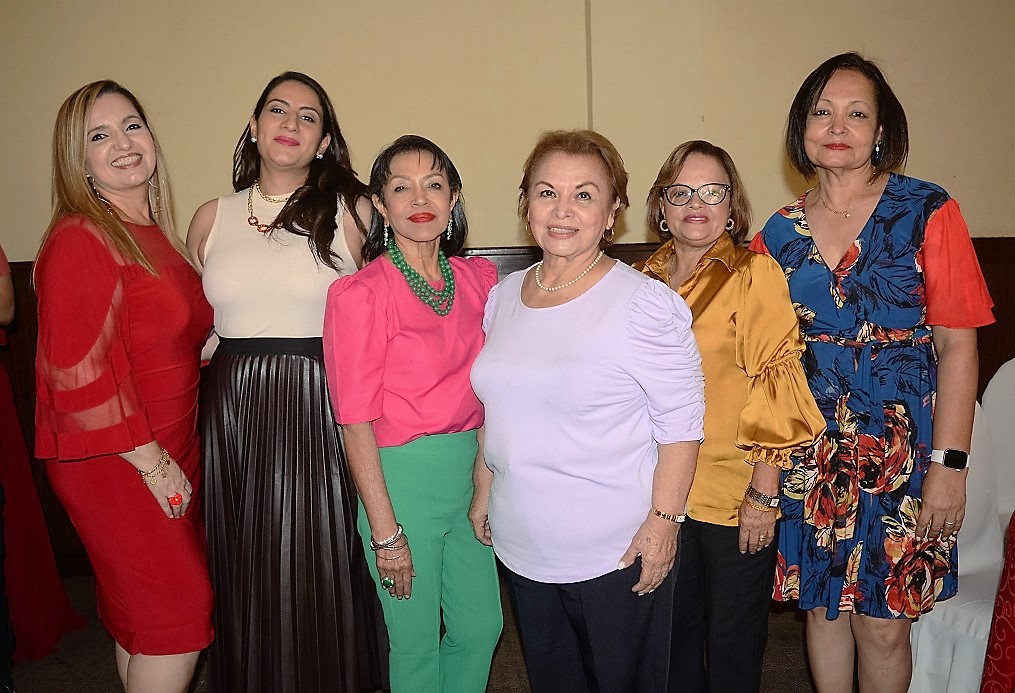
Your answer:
[659,219,669,233]
[725,218,735,231]
[383,224,391,247]
[445,217,453,241]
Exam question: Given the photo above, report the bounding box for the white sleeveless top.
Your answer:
[202,188,356,338]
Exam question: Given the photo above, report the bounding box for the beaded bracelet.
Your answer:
[370,524,405,551]
[138,448,170,486]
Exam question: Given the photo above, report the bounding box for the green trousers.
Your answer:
[359,430,503,692]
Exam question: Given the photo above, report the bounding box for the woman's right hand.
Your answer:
[376,541,415,600]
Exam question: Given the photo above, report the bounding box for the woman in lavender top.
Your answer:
[470,129,704,693]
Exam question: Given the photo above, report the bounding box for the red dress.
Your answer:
[34,217,214,655]
[982,511,1015,692]
[0,247,84,659]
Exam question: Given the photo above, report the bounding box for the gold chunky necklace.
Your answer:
[246,180,293,234]
[534,250,605,292]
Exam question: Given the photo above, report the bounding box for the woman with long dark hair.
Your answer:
[187,71,385,692]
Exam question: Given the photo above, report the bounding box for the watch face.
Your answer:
[943,449,968,470]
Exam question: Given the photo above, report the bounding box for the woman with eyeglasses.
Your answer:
[641,140,824,692]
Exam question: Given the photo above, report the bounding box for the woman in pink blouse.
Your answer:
[323,135,503,693]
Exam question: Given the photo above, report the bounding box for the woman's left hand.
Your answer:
[738,501,777,554]
[619,516,678,596]
[916,464,968,539]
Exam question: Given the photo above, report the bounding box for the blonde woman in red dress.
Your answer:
[34,81,213,693]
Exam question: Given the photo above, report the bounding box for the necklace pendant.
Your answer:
[844,212,851,219]
[248,215,259,226]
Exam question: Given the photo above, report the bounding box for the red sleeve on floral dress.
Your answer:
[919,199,994,329]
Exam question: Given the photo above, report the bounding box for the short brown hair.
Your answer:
[518,130,629,239]
[786,52,908,179]
[645,140,752,245]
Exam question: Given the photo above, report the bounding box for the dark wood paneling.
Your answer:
[972,238,1015,397]
[6,237,1015,573]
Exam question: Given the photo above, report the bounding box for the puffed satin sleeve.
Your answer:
[625,279,705,444]
[323,274,389,425]
[735,253,825,468]
[34,220,154,460]
[919,198,994,329]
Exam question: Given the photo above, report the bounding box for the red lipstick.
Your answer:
[409,213,436,223]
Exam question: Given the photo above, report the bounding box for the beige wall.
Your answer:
[2,0,1012,261]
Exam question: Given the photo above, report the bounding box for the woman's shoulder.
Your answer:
[450,255,499,287]
[41,215,115,262]
[888,173,950,203]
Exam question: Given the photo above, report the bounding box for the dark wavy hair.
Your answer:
[233,71,368,269]
[362,135,468,263]
[786,52,909,180]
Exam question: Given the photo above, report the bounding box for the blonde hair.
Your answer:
[40,80,189,274]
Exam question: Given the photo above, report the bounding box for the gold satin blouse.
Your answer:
[641,233,825,526]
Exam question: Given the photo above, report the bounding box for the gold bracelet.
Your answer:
[742,495,777,514]
[652,507,687,524]
[138,448,170,486]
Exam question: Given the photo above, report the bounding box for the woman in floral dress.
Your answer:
[752,53,994,692]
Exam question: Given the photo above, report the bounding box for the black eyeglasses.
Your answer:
[660,183,731,206]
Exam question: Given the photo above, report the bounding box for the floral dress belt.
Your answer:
[802,326,933,439]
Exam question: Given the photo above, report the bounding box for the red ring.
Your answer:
[168,493,184,507]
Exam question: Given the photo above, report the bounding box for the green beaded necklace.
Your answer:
[387,237,456,316]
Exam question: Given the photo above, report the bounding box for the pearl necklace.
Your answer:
[387,238,456,316]
[816,181,873,219]
[534,250,604,292]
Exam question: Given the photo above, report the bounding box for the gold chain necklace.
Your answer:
[254,180,292,204]
[816,181,873,219]
[534,250,605,292]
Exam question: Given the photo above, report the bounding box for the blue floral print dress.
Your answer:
[752,173,993,619]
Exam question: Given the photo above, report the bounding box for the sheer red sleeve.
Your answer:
[919,199,995,329]
[34,219,154,460]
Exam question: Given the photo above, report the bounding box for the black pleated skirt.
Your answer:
[200,338,388,692]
